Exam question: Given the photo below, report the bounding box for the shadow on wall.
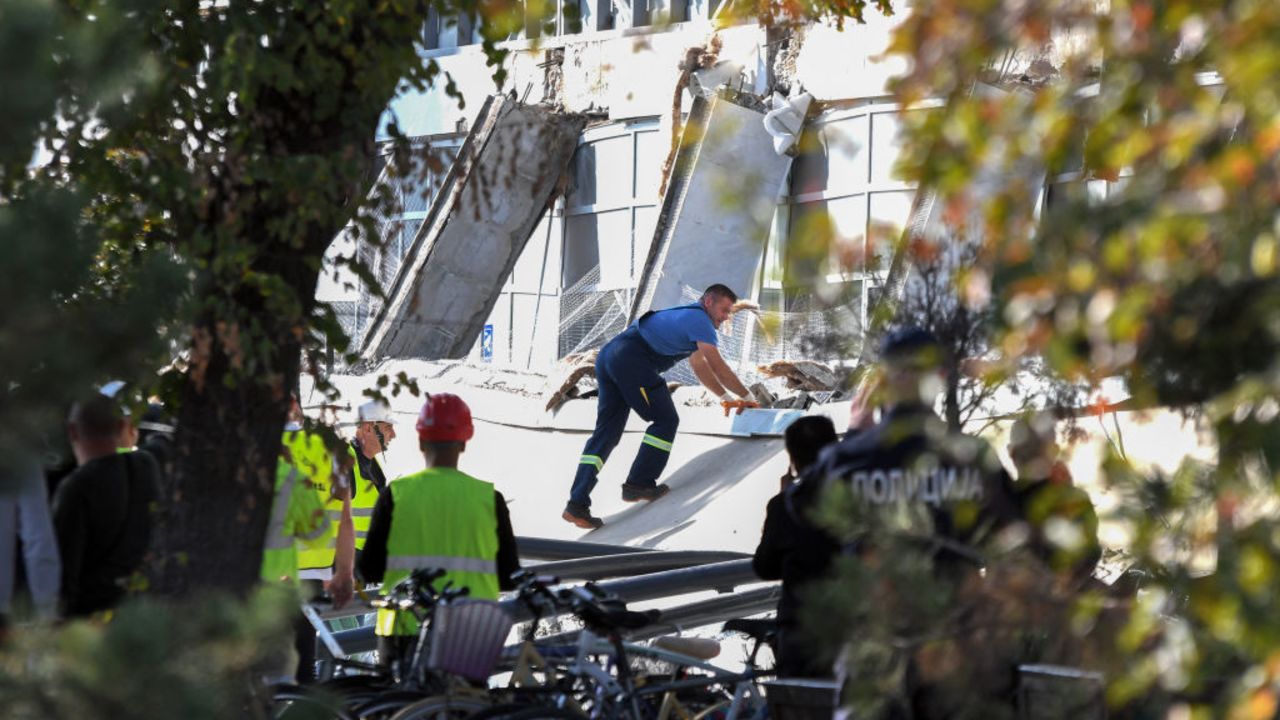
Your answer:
[587,437,783,547]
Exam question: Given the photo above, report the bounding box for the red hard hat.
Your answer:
[416,393,474,443]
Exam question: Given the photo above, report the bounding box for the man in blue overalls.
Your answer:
[564,284,759,529]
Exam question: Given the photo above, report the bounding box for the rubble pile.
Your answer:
[756,359,839,391]
[543,350,599,411]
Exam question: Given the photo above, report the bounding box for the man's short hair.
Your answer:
[419,439,465,453]
[68,394,125,440]
[784,415,838,474]
[701,284,738,304]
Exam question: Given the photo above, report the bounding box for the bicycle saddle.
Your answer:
[579,599,661,633]
[723,618,777,643]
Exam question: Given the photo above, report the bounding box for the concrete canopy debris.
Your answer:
[629,94,794,322]
[756,359,839,391]
[543,349,598,412]
[362,96,586,360]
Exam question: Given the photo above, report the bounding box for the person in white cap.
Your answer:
[349,399,396,561]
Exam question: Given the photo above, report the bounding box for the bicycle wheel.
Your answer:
[271,686,359,720]
[479,707,588,720]
[465,703,542,720]
[353,690,433,720]
[385,693,492,720]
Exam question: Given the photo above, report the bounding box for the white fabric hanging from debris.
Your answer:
[762,90,813,156]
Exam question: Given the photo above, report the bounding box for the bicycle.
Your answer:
[270,568,487,720]
[437,576,772,720]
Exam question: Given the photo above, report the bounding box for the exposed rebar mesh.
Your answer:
[349,143,460,347]
[557,266,634,359]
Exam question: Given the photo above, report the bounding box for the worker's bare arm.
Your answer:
[688,349,727,396]
[694,342,751,398]
[327,468,356,609]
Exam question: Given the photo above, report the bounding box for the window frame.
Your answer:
[560,117,663,293]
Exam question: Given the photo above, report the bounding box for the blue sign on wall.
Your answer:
[481,324,494,363]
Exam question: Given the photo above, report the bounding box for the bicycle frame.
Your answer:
[561,630,767,720]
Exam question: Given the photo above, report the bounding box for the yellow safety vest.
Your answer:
[348,444,381,551]
[282,429,341,572]
[375,467,499,636]
[260,458,329,584]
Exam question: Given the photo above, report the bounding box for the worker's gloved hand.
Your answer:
[720,395,761,416]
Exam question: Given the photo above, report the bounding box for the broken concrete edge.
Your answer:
[361,93,508,358]
[360,99,587,360]
[417,106,586,358]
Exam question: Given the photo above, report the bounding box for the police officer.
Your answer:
[564,284,759,529]
[358,393,520,665]
[782,327,1022,682]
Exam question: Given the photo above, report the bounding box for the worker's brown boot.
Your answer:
[563,502,604,529]
[621,483,671,503]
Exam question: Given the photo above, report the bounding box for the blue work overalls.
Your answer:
[568,305,701,508]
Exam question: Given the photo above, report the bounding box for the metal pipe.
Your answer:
[591,559,759,603]
[530,585,780,645]
[626,585,778,641]
[517,536,649,561]
[532,550,750,580]
[332,559,767,655]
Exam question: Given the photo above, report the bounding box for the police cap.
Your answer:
[879,326,945,369]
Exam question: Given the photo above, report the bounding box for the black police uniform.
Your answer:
[760,402,1021,678]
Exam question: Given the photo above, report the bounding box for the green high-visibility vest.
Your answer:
[375,467,499,636]
[283,429,340,572]
[347,445,380,551]
[260,459,329,584]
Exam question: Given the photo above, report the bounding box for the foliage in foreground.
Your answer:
[800,0,1280,716]
[0,587,295,720]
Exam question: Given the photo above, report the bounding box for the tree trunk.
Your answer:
[151,324,301,597]
[142,3,407,597]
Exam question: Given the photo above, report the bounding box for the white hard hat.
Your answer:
[357,400,393,424]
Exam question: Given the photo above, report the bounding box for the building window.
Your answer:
[561,120,662,290]
[783,104,916,288]
[558,119,662,357]
[750,103,920,361]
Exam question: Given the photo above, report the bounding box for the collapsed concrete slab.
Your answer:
[362,96,586,360]
[630,94,794,320]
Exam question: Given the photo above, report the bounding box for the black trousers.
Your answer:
[293,579,326,684]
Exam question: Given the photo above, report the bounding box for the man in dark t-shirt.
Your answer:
[53,394,160,618]
[752,414,839,677]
